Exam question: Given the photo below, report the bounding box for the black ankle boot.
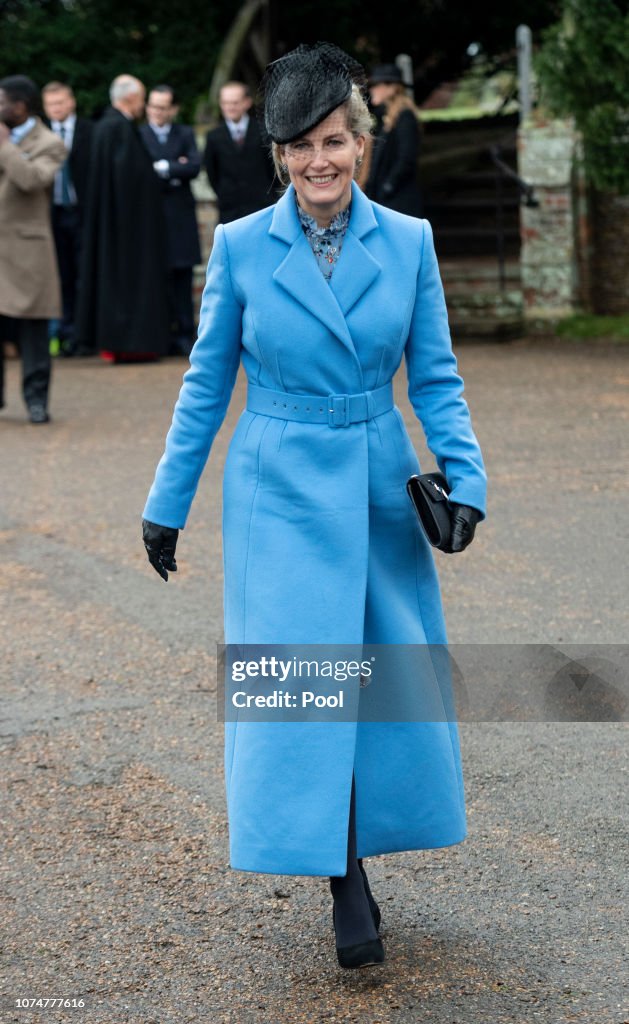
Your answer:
[332,903,385,969]
[358,858,381,932]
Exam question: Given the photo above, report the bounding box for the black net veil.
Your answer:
[258,41,368,144]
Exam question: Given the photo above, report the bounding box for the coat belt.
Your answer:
[246,381,394,428]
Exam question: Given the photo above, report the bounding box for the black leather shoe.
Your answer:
[358,859,381,932]
[332,906,385,969]
[28,404,50,424]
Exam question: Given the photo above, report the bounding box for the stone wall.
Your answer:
[518,114,629,322]
[517,115,588,329]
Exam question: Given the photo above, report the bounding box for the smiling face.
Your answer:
[282,107,365,226]
[146,89,176,128]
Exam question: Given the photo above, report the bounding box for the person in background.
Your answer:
[140,84,201,357]
[365,63,423,217]
[0,75,66,423]
[203,81,277,224]
[42,81,93,357]
[74,75,169,362]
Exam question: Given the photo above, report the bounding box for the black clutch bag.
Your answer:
[406,471,453,552]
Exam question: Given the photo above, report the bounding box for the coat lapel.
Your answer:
[329,182,381,317]
[164,124,178,159]
[269,182,381,355]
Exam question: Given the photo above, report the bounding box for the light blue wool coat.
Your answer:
[143,180,487,876]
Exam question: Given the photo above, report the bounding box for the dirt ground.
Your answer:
[1,338,627,1023]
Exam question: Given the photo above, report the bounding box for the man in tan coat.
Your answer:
[0,76,66,422]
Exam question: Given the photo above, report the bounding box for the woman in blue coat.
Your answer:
[142,43,487,970]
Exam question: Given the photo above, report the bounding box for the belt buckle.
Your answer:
[328,394,350,427]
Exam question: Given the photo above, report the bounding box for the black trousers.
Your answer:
[51,204,82,345]
[0,317,51,410]
[167,266,195,347]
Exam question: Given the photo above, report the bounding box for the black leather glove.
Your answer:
[142,518,179,581]
[449,503,481,553]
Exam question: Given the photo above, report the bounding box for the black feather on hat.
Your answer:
[260,42,367,145]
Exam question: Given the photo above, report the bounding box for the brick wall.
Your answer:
[590,192,629,315]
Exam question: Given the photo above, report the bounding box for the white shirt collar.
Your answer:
[225,113,249,137]
[51,113,76,132]
[10,117,37,144]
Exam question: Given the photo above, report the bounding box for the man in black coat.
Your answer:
[203,81,277,224]
[42,81,93,356]
[74,75,169,361]
[140,85,201,356]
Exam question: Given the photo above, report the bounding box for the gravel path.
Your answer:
[1,339,627,1024]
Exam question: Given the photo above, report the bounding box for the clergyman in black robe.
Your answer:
[75,75,169,361]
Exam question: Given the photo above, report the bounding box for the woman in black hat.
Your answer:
[142,42,486,973]
[365,63,424,217]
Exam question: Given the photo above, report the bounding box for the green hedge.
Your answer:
[535,0,629,193]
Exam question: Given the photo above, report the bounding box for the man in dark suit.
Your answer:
[203,81,277,224]
[140,85,202,356]
[42,82,93,356]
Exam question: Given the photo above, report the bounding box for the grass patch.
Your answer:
[419,106,506,122]
[555,314,629,342]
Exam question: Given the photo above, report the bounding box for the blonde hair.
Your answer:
[42,81,74,97]
[382,84,422,134]
[271,84,373,187]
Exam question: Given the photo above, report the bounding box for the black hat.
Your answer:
[368,64,403,86]
[261,41,367,145]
